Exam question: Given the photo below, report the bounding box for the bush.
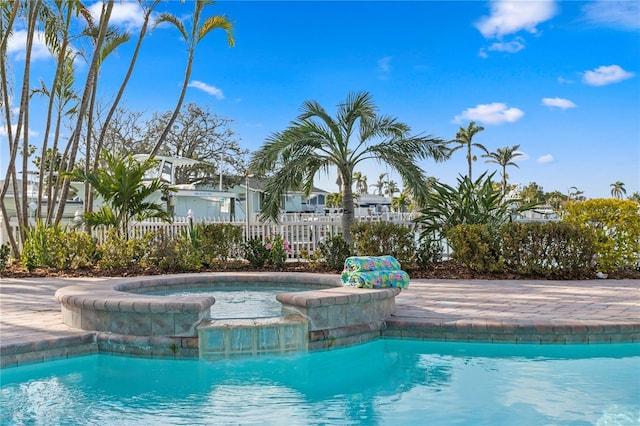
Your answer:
[244,237,269,268]
[148,231,201,272]
[199,224,244,265]
[563,199,640,273]
[97,229,153,271]
[21,222,96,271]
[446,224,502,273]
[0,243,10,272]
[500,222,595,278]
[415,236,442,270]
[350,221,416,267]
[317,234,351,270]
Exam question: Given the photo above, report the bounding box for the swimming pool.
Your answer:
[2,340,638,425]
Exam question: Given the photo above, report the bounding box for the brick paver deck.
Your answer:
[1,276,639,367]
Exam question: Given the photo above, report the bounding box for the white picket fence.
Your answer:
[0,213,446,260]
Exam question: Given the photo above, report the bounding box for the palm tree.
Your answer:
[149,0,234,157]
[391,191,410,213]
[325,192,342,209]
[70,152,174,238]
[353,171,368,194]
[384,179,399,197]
[610,181,626,199]
[482,144,522,194]
[249,91,448,245]
[449,121,487,180]
[370,173,388,195]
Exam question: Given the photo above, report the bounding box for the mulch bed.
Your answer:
[2,260,639,280]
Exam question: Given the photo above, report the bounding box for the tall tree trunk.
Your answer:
[149,51,194,157]
[54,0,114,225]
[341,168,355,246]
[0,0,21,254]
[90,2,157,217]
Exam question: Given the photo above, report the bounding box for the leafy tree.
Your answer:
[149,0,234,157]
[610,181,626,199]
[482,144,522,194]
[70,152,175,238]
[140,103,247,184]
[249,91,448,245]
[417,172,537,238]
[520,182,545,204]
[449,121,487,180]
[629,192,640,203]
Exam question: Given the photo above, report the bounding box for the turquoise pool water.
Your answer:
[1,340,638,425]
[151,286,311,318]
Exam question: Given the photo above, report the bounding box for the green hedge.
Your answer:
[500,222,595,278]
[448,222,596,278]
[350,221,416,267]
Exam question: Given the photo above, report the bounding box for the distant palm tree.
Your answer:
[353,171,368,194]
[610,181,626,199]
[249,91,448,245]
[391,191,410,212]
[370,173,388,195]
[449,121,487,180]
[149,0,234,157]
[482,144,522,194]
[325,192,342,208]
[384,179,400,197]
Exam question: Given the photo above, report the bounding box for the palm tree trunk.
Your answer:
[54,0,114,225]
[90,3,157,217]
[149,50,194,157]
[341,168,355,246]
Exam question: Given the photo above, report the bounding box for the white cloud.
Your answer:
[542,97,577,109]
[583,65,635,86]
[514,151,529,162]
[89,1,145,31]
[557,76,573,85]
[7,30,51,61]
[582,0,640,31]
[478,48,489,59]
[537,154,554,164]
[0,124,38,138]
[488,37,525,53]
[454,103,524,125]
[378,56,392,72]
[476,0,558,38]
[188,80,224,99]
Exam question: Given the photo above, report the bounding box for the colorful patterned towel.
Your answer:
[343,255,402,272]
[341,269,410,289]
[341,256,410,289]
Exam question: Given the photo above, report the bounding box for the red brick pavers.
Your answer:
[389,279,640,344]
[1,276,639,367]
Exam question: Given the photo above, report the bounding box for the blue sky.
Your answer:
[3,0,639,199]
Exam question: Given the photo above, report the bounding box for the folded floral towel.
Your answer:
[343,255,402,273]
[341,269,410,289]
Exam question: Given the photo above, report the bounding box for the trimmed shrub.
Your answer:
[244,237,269,268]
[97,229,153,271]
[500,222,595,278]
[21,222,96,270]
[415,236,443,270]
[563,199,640,273]
[199,224,244,265]
[318,234,351,270]
[148,231,201,272]
[446,224,502,273]
[0,243,11,272]
[350,221,416,267]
